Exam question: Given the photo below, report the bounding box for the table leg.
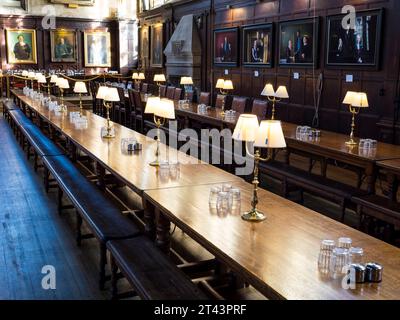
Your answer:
[143,197,156,240]
[365,164,377,195]
[96,162,106,191]
[386,173,398,201]
[156,208,171,253]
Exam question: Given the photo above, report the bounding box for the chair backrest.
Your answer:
[159,85,167,97]
[133,90,143,113]
[134,82,140,91]
[166,86,176,100]
[251,99,268,121]
[141,83,149,93]
[231,96,248,114]
[116,86,126,105]
[173,88,182,100]
[198,92,211,105]
[128,89,136,112]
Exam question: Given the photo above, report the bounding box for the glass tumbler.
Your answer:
[329,247,350,279]
[338,237,352,249]
[318,240,335,275]
[158,162,170,182]
[216,191,230,216]
[209,187,222,208]
[349,247,364,264]
[228,188,241,215]
[222,184,232,192]
[169,162,180,180]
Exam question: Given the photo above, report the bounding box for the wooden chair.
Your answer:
[166,86,176,100]
[159,85,167,97]
[231,96,248,114]
[186,91,194,102]
[251,99,268,120]
[173,88,182,100]
[141,83,149,94]
[115,86,127,126]
[133,90,145,133]
[134,82,140,91]
[198,92,211,105]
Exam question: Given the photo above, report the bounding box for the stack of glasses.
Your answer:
[224,110,237,122]
[209,184,241,216]
[158,161,181,182]
[358,139,378,157]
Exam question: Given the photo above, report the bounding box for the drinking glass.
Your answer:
[222,184,232,192]
[338,237,352,249]
[318,240,335,275]
[158,162,170,182]
[216,191,230,216]
[329,247,350,279]
[228,188,241,215]
[209,187,221,207]
[169,161,180,180]
[349,247,364,264]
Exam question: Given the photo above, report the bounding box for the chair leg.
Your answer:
[44,167,50,193]
[110,256,119,300]
[99,242,107,290]
[57,187,63,215]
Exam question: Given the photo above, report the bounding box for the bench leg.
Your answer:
[76,212,83,247]
[57,188,63,215]
[34,153,39,172]
[43,167,50,193]
[110,256,118,300]
[99,242,107,290]
[340,199,346,223]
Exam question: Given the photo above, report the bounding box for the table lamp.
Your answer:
[233,115,286,221]
[261,84,289,120]
[43,74,59,96]
[343,91,369,146]
[154,74,166,97]
[97,87,119,138]
[216,79,233,116]
[74,81,88,116]
[145,97,175,166]
[37,75,47,94]
[180,76,193,101]
[56,78,70,111]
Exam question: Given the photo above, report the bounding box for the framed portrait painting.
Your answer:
[242,23,273,67]
[326,9,383,68]
[213,27,239,67]
[140,26,149,68]
[278,18,319,67]
[150,24,163,68]
[50,29,78,63]
[50,0,95,5]
[84,31,111,67]
[6,29,37,64]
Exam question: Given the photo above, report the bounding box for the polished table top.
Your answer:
[144,180,400,300]
[15,92,243,194]
[377,159,400,174]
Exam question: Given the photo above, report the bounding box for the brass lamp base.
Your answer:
[149,160,160,167]
[345,140,357,146]
[241,209,266,222]
[103,133,115,139]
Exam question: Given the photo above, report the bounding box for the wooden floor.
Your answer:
[0,113,107,300]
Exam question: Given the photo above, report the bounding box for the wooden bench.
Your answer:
[107,236,208,300]
[260,160,367,222]
[352,194,400,244]
[42,155,141,289]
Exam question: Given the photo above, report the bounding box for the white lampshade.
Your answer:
[275,86,289,99]
[34,72,43,80]
[104,87,120,102]
[145,97,175,119]
[145,97,161,114]
[50,75,59,83]
[74,81,87,94]
[216,79,225,89]
[255,120,287,149]
[154,74,166,82]
[232,114,259,142]
[132,72,139,80]
[37,75,47,84]
[180,76,193,85]
[22,70,28,77]
[138,73,145,80]
[58,78,70,89]
[261,84,275,97]
[28,72,36,79]
[343,91,369,108]
[223,80,234,90]
[96,86,109,99]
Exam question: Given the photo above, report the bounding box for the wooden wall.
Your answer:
[0,15,120,73]
[138,0,400,144]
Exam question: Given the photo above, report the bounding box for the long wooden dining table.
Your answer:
[151,97,400,194]
[11,89,400,300]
